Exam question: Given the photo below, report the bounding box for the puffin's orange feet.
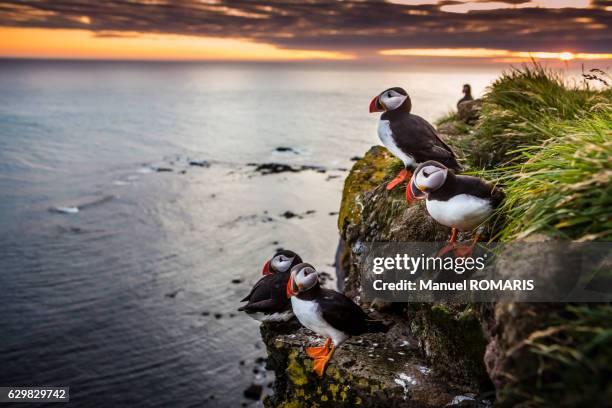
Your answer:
[312,346,336,377]
[437,228,458,257]
[453,233,480,258]
[312,358,327,377]
[306,346,327,358]
[387,169,409,190]
[436,243,457,257]
[306,338,331,358]
[454,245,475,258]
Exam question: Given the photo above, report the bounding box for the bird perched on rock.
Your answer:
[238,250,302,322]
[369,87,462,202]
[457,84,474,107]
[286,263,387,376]
[409,161,504,257]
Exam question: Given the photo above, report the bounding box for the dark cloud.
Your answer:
[0,0,610,54]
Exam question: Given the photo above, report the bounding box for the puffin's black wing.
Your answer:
[240,275,268,302]
[456,175,505,208]
[317,289,383,336]
[238,273,290,313]
[390,114,462,171]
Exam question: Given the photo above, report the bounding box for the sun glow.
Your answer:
[380,48,611,61]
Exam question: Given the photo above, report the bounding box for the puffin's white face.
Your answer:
[378,89,408,111]
[415,164,448,193]
[286,263,318,297]
[271,253,295,273]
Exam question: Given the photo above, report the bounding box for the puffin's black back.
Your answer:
[383,110,462,172]
[238,272,290,313]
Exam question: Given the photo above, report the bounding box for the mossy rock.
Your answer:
[261,326,483,408]
[338,146,396,233]
[408,303,491,390]
[336,144,489,391]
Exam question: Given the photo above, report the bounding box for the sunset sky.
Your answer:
[0,0,610,63]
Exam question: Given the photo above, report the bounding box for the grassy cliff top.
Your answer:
[441,64,611,242]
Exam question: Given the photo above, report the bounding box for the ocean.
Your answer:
[0,60,500,407]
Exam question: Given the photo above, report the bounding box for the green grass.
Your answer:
[487,111,612,241]
[449,63,612,242]
[470,64,612,169]
[433,63,612,406]
[512,304,612,407]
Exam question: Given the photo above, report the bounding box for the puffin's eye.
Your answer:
[387,92,392,98]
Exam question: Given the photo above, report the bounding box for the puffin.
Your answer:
[238,250,303,322]
[286,263,386,376]
[409,161,504,257]
[369,87,462,202]
[457,84,474,107]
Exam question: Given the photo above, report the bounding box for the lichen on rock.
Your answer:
[261,324,487,407]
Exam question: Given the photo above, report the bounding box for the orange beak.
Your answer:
[262,260,271,276]
[406,183,414,202]
[286,273,295,298]
[369,96,383,113]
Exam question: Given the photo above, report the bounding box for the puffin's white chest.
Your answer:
[291,297,348,346]
[378,119,415,167]
[426,194,492,231]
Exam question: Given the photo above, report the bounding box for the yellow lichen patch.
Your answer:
[326,366,342,382]
[286,350,308,386]
[355,396,363,405]
[328,383,339,400]
[275,339,285,349]
[316,385,323,395]
[358,378,369,387]
[340,388,348,401]
[321,394,329,402]
[278,401,302,408]
[370,384,380,395]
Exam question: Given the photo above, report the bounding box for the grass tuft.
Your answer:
[486,112,612,241]
[470,64,611,169]
[454,63,612,242]
[434,63,612,406]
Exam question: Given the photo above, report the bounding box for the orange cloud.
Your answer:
[0,27,354,61]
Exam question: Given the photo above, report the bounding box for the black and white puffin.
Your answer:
[238,250,303,322]
[369,87,462,202]
[409,160,504,257]
[286,263,386,376]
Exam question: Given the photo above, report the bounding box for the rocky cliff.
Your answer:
[261,142,610,408]
[261,144,494,407]
[260,66,611,407]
